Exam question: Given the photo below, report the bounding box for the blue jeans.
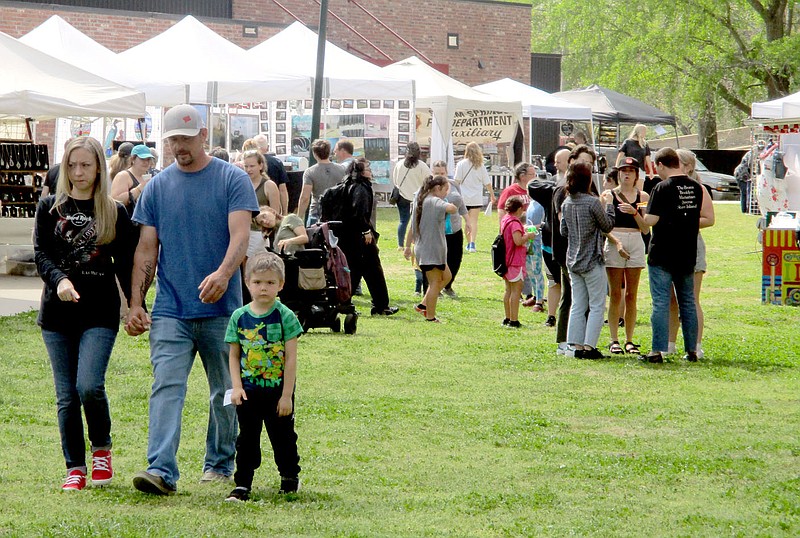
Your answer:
[42,327,117,470]
[145,316,237,488]
[649,264,697,353]
[396,196,411,247]
[567,264,607,348]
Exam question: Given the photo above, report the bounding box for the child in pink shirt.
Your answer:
[501,196,536,328]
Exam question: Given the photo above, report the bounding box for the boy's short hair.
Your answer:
[311,139,331,160]
[245,251,285,282]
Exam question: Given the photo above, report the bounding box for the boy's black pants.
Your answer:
[234,385,300,489]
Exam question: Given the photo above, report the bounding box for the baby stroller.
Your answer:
[276,221,358,334]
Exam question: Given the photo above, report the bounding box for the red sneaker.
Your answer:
[91,449,113,486]
[62,469,86,491]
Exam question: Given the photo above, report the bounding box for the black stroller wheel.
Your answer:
[343,313,357,335]
[330,316,341,333]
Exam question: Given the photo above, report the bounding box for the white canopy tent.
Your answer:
[474,78,593,161]
[473,78,592,121]
[382,56,522,163]
[752,90,800,119]
[0,30,145,119]
[118,16,312,105]
[247,22,413,100]
[19,15,187,106]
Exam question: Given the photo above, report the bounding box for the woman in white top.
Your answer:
[454,142,496,253]
[391,142,430,249]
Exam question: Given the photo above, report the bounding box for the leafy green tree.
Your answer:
[531,0,800,147]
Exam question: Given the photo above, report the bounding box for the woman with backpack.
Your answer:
[338,158,399,316]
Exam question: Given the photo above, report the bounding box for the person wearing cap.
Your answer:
[108,142,134,183]
[602,156,650,356]
[110,144,155,216]
[125,104,259,496]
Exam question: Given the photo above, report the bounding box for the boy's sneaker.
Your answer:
[133,470,176,496]
[502,318,510,326]
[62,469,86,491]
[544,315,556,327]
[506,320,522,328]
[91,449,113,486]
[225,486,251,502]
[442,287,458,299]
[279,476,300,494]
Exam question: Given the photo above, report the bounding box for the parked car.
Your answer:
[695,158,740,201]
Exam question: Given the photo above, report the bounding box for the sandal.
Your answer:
[608,341,624,355]
[624,342,640,354]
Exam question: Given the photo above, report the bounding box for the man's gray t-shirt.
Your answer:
[412,196,449,266]
[303,162,348,219]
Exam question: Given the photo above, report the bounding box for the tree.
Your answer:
[531,0,800,148]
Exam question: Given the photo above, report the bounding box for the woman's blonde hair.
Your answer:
[242,150,269,182]
[676,148,698,180]
[241,138,259,152]
[628,124,647,147]
[54,137,117,245]
[464,142,484,167]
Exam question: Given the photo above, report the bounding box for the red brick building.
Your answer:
[1,0,532,161]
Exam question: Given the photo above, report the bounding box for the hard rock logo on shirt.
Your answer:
[239,322,285,388]
[55,212,99,272]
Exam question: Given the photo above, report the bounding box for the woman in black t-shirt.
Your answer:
[616,124,652,181]
[34,137,135,491]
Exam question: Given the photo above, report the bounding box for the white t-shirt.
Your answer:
[392,160,430,201]
[454,159,490,206]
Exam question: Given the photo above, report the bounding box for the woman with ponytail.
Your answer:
[404,175,457,323]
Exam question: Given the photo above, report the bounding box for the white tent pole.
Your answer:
[528,115,533,164]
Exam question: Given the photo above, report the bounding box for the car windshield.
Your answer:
[694,158,709,171]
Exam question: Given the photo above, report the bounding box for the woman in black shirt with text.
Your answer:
[34,137,135,491]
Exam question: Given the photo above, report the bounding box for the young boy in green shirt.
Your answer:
[224,251,303,501]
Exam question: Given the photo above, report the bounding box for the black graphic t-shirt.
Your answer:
[646,175,703,273]
[34,196,135,332]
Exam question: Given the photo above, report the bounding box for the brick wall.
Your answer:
[1,0,532,164]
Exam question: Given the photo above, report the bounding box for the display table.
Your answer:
[762,227,800,305]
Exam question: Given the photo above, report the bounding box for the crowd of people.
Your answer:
[32,112,714,499]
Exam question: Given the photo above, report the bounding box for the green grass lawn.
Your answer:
[1,204,798,537]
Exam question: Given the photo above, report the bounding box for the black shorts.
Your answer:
[542,250,561,284]
[420,264,446,273]
[466,205,483,211]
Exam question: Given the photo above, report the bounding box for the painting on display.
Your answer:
[365,115,389,138]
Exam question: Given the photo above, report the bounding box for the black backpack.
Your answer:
[491,221,509,277]
[319,179,352,223]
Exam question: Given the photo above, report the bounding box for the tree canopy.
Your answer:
[531,0,800,146]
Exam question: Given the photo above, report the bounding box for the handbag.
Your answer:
[389,167,411,205]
